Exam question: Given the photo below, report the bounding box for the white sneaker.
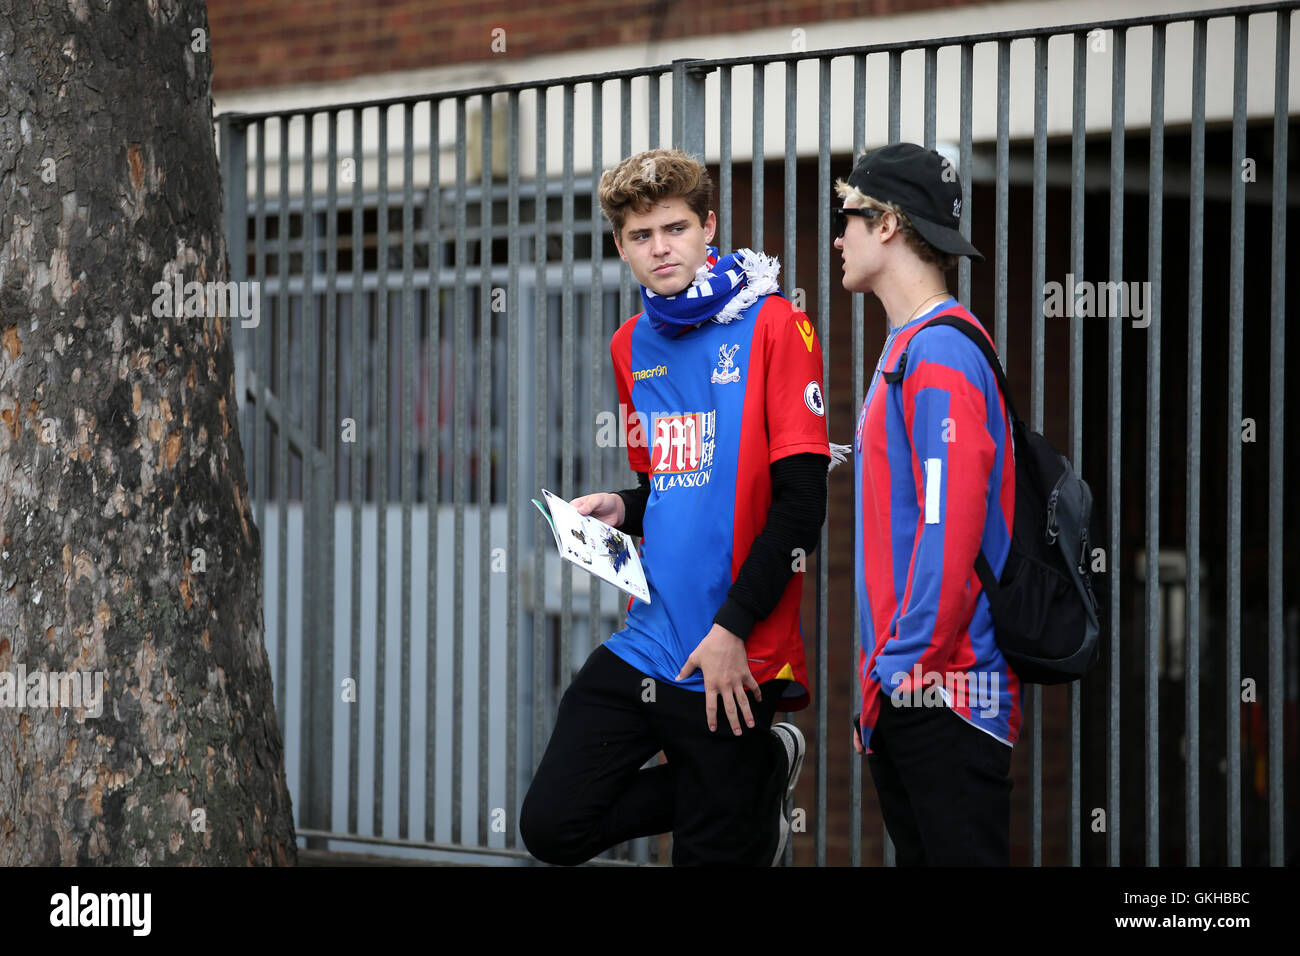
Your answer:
[769,722,806,865]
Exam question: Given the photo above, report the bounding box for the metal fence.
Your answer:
[216,0,1296,865]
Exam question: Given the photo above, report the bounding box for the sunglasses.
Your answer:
[833,206,881,238]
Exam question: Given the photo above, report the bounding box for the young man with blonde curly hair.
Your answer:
[520,148,831,866]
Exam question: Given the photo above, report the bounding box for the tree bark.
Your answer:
[0,0,296,864]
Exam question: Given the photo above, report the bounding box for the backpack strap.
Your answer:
[879,309,1021,426]
[920,314,1022,426]
[974,552,999,594]
[880,307,1021,595]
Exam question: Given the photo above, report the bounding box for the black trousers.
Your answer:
[866,697,1014,866]
[520,644,789,866]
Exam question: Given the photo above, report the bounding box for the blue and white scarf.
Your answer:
[640,245,781,336]
[638,244,853,472]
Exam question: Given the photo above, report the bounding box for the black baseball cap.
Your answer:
[844,143,984,262]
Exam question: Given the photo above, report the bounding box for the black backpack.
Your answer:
[882,313,1102,685]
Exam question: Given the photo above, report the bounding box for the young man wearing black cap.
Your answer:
[836,142,1023,865]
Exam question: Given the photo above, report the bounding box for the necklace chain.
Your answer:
[869,291,951,395]
[904,290,949,324]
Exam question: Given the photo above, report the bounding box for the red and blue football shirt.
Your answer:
[854,299,1022,751]
[604,292,829,711]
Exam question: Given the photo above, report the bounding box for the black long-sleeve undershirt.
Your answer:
[614,452,829,640]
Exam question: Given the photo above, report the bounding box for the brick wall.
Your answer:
[208,0,1018,92]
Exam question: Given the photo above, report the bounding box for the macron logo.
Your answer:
[49,886,151,937]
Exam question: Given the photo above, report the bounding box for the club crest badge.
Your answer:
[711,344,741,384]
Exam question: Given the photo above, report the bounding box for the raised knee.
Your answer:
[519,794,587,866]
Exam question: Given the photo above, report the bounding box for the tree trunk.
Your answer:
[0,0,296,864]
